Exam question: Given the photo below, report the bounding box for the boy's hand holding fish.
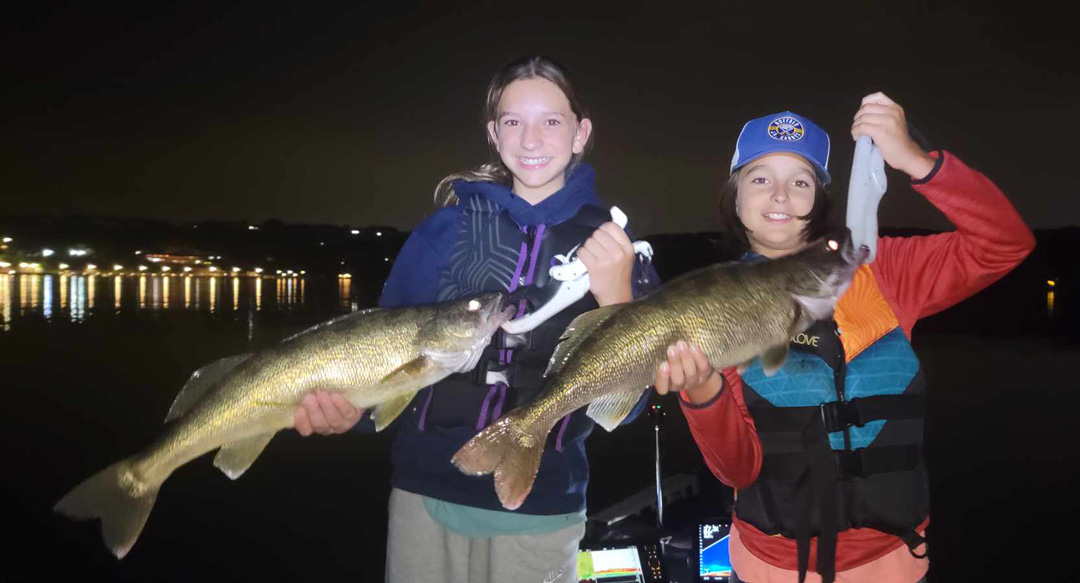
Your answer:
[654,341,722,405]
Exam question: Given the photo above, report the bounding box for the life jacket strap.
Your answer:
[750,393,924,434]
[761,444,922,480]
[900,529,929,559]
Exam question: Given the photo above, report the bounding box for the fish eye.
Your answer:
[827,240,839,251]
[467,299,481,312]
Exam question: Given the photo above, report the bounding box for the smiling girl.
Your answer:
[294,55,656,583]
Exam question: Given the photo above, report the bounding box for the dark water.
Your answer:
[3,271,1078,581]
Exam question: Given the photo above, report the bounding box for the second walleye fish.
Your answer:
[453,235,868,510]
[55,292,514,559]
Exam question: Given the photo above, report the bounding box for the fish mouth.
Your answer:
[843,243,871,266]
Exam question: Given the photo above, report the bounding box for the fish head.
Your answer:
[784,228,869,321]
[422,292,517,354]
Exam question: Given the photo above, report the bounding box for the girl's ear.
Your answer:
[573,118,593,154]
[486,120,499,152]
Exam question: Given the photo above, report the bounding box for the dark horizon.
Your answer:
[5,4,1079,236]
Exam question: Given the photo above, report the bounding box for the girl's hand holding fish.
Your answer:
[576,221,635,306]
[294,390,364,436]
[654,341,723,404]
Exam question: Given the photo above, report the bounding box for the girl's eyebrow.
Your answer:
[497,110,567,119]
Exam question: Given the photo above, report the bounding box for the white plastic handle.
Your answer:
[846,135,887,263]
[500,206,652,334]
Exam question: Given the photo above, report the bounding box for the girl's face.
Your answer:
[736,153,817,258]
[487,78,592,205]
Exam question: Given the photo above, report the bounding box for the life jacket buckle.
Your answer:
[819,399,865,433]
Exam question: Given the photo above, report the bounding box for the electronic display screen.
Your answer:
[578,545,646,583]
[697,521,731,581]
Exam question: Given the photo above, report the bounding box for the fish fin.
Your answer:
[586,389,646,432]
[166,354,253,422]
[281,309,378,343]
[53,458,159,559]
[213,433,276,480]
[785,300,813,340]
[451,415,544,511]
[761,344,790,377]
[422,341,487,374]
[545,304,624,376]
[791,292,837,324]
[371,390,419,432]
[378,356,435,386]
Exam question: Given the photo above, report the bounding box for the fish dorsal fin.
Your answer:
[281,309,378,344]
[545,304,624,377]
[166,354,253,422]
[213,433,275,480]
[371,390,421,432]
[586,389,646,432]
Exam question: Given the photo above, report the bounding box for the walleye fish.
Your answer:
[55,292,514,558]
[452,235,868,510]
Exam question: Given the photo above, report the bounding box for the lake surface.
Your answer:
[3,271,1077,581]
[0,272,358,329]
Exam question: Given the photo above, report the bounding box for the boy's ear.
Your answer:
[573,118,593,154]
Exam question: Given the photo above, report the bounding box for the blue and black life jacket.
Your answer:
[735,263,928,583]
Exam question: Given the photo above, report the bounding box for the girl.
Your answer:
[295,55,657,583]
[654,94,1033,583]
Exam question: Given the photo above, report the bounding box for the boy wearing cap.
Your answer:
[653,93,1034,582]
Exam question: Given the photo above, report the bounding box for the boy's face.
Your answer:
[736,152,817,258]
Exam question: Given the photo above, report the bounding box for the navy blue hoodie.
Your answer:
[375,164,656,515]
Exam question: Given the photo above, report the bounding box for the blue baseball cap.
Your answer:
[729,111,832,185]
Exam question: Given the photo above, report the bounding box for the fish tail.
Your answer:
[54,458,159,559]
[451,415,545,511]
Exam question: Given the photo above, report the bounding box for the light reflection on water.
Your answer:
[0,274,358,331]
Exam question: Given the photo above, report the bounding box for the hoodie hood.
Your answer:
[451,164,601,227]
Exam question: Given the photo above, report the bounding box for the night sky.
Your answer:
[5,3,1078,236]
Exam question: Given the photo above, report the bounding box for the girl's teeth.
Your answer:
[765,213,791,219]
[520,157,550,165]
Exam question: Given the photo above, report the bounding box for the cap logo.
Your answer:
[768,116,804,142]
